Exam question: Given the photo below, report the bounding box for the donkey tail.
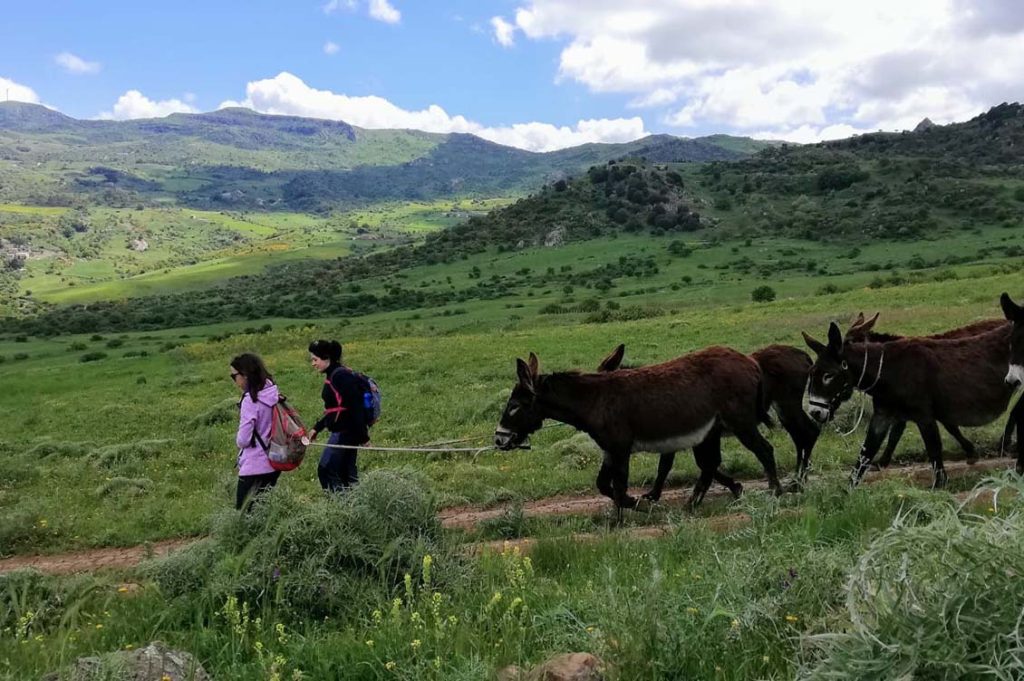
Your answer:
[757,378,775,429]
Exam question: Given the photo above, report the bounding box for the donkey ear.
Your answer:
[827,322,844,354]
[802,331,828,357]
[859,312,880,334]
[598,344,626,372]
[1001,293,1024,322]
[516,358,536,393]
[853,312,865,327]
[527,352,540,377]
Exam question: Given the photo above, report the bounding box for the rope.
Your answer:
[305,440,493,454]
[835,347,885,438]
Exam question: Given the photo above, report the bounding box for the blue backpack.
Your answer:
[326,367,381,428]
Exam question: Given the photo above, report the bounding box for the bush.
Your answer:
[79,352,108,363]
[802,476,1024,679]
[13,353,29,361]
[751,286,777,302]
[67,342,88,352]
[816,284,840,296]
[147,469,443,620]
[105,338,125,348]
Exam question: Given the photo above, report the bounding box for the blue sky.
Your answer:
[2,1,1022,150]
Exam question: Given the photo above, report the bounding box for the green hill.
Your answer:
[0,102,767,208]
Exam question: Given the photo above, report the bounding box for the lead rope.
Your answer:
[834,347,884,438]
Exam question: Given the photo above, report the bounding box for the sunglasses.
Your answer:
[230,372,241,381]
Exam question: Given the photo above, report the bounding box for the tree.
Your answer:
[751,285,776,303]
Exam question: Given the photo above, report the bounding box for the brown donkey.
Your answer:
[846,314,1017,466]
[595,343,818,501]
[803,317,1024,487]
[493,348,781,513]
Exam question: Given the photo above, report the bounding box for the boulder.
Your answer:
[42,641,211,681]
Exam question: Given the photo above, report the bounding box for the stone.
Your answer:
[527,653,604,681]
[42,641,211,681]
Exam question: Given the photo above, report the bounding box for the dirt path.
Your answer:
[0,457,1013,576]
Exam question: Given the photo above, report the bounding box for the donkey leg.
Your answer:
[712,471,743,499]
[596,453,614,500]
[643,452,676,502]
[875,421,906,469]
[851,411,896,487]
[689,433,723,509]
[734,426,782,495]
[1010,395,1024,475]
[942,422,976,464]
[610,453,639,512]
[917,420,947,489]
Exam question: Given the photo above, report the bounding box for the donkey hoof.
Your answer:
[932,471,948,489]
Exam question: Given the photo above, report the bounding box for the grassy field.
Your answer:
[2,221,1024,679]
[1,198,512,307]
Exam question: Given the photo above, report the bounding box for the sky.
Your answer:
[1,0,1022,151]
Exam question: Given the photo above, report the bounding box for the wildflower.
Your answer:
[422,554,433,587]
[276,622,288,645]
[730,619,739,629]
[686,607,698,615]
[124,644,134,650]
[365,640,374,648]
[988,507,996,513]
[404,573,414,601]
[447,615,458,626]
[384,661,396,671]
[785,614,799,623]
[434,657,442,670]
[485,591,503,613]
[117,587,130,593]
[411,639,422,651]
[162,675,172,681]
[762,656,770,663]
[95,624,104,630]
[372,609,383,626]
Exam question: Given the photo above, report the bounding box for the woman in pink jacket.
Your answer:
[231,353,281,510]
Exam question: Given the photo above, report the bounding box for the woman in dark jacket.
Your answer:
[307,339,369,492]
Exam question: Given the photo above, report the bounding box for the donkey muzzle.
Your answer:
[1007,364,1024,387]
[806,398,832,424]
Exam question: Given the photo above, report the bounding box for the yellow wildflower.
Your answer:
[365,640,374,648]
[785,614,799,623]
[384,661,396,671]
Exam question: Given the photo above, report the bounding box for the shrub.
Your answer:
[147,469,443,620]
[105,338,125,348]
[751,285,777,303]
[13,353,29,361]
[802,476,1024,679]
[79,352,108,363]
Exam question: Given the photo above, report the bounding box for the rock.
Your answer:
[527,653,604,681]
[914,117,936,132]
[544,227,566,247]
[129,238,148,252]
[497,665,524,681]
[42,641,211,681]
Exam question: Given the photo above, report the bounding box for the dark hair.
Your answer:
[308,339,342,363]
[231,353,272,403]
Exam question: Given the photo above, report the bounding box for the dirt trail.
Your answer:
[0,457,1013,576]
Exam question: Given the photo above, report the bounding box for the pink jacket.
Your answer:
[236,381,279,476]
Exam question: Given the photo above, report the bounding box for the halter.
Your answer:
[835,345,885,438]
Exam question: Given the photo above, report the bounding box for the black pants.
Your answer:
[236,471,281,510]
[318,433,359,492]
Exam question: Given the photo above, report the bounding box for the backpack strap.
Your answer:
[323,367,347,416]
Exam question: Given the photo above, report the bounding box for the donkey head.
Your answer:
[802,322,857,423]
[1001,293,1024,387]
[494,353,546,450]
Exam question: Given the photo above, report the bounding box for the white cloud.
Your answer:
[55,52,101,75]
[491,16,517,47]
[98,90,199,120]
[500,0,1024,141]
[368,0,400,23]
[322,0,357,13]
[323,41,340,55]
[0,76,41,104]
[218,72,647,151]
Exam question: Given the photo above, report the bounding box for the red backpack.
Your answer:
[252,395,308,472]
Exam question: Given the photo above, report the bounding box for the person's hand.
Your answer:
[307,429,318,442]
